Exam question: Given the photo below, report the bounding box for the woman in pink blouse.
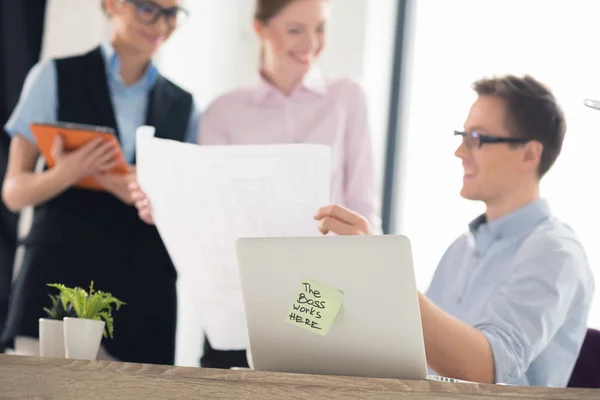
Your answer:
[130,0,381,368]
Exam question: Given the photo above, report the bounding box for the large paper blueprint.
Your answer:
[136,127,330,349]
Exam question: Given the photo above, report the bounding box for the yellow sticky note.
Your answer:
[285,278,343,336]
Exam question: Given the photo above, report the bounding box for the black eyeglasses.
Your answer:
[454,130,530,149]
[123,0,189,28]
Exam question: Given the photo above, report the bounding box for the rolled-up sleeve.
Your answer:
[4,60,57,143]
[473,239,587,384]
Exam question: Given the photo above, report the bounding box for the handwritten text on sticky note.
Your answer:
[286,278,343,336]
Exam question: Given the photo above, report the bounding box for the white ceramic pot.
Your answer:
[39,318,65,358]
[63,317,105,360]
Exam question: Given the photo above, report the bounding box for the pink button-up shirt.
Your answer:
[198,68,381,231]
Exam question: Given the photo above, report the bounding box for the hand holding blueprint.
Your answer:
[136,127,331,349]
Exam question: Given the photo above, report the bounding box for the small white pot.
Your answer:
[39,318,65,358]
[63,317,105,360]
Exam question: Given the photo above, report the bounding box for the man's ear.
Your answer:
[521,140,543,174]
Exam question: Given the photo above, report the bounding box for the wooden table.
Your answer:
[0,354,596,399]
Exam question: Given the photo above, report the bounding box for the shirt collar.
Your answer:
[469,199,552,238]
[99,41,158,90]
[253,67,328,104]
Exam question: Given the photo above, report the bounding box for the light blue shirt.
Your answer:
[426,199,594,387]
[4,42,200,162]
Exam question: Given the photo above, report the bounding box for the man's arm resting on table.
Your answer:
[419,293,495,383]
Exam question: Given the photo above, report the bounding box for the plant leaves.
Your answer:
[45,282,125,338]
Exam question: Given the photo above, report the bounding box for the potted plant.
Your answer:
[39,292,75,358]
[47,281,125,360]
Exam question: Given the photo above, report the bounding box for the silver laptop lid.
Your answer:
[236,235,427,380]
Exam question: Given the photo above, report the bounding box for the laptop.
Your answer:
[235,234,428,380]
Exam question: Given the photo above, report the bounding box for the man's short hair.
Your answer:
[473,75,566,177]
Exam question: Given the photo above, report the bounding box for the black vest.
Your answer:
[24,46,193,244]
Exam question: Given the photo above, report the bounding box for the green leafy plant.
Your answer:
[43,293,76,320]
[46,281,126,338]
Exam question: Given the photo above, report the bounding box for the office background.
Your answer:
[2,0,599,366]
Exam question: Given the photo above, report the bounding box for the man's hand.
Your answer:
[94,166,136,205]
[313,205,373,235]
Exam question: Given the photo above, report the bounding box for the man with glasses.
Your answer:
[314,75,594,387]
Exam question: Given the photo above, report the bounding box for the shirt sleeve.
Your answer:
[342,80,382,233]
[4,60,58,143]
[184,98,201,144]
[472,237,589,384]
[197,97,230,145]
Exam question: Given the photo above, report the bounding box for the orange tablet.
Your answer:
[30,122,129,191]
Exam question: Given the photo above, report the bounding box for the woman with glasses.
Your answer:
[130,0,381,369]
[0,0,198,365]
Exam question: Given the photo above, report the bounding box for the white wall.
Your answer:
[35,0,398,366]
[360,0,399,192]
[41,0,110,60]
[156,0,258,109]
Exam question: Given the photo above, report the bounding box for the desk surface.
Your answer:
[0,354,596,399]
